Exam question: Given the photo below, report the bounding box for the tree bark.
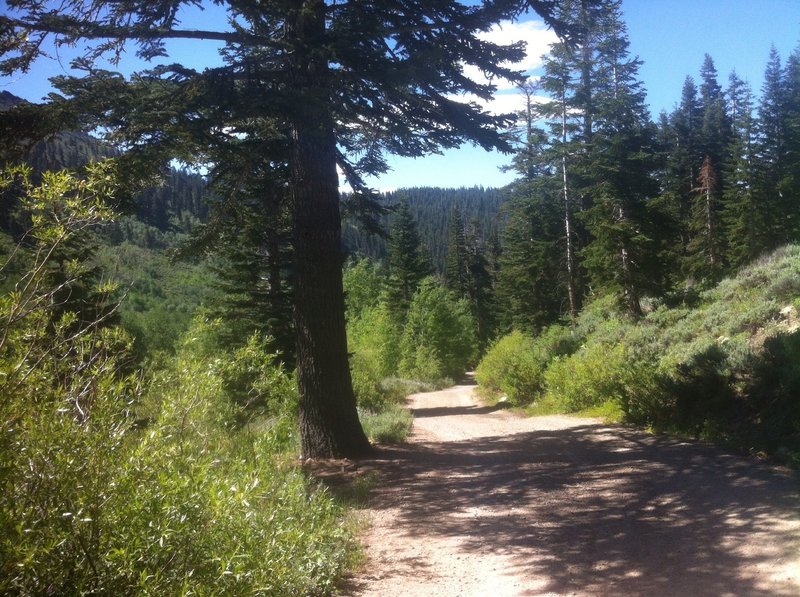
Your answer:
[289,0,371,459]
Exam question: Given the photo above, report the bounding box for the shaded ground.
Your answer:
[343,384,800,596]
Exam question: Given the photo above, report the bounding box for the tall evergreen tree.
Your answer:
[536,5,587,323]
[663,76,704,268]
[698,54,732,169]
[780,45,800,240]
[495,177,563,332]
[1,0,573,458]
[580,0,660,314]
[463,216,495,350]
[754,46,789,250]
[686,155,724,278]
[722,72,763,267]
[385,200,430,321]
[682,54,731,279]
[445,204,469,296]
[203,188,295,367]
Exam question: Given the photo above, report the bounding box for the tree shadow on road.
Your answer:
[411,403,507,418]
[357,410,800,596]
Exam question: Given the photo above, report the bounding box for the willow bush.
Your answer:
[0,164,355,595]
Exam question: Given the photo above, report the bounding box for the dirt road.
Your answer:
[346,383,800,596]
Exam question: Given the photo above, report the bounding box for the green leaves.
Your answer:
[399,277,478,382]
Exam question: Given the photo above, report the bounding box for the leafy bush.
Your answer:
[348,302,403,379]
[544,342,632,412]
[475,331,540,403]
[359,404,413,444]
[0,164,355,595]
[343,258,385,318]
[350,350,386,410]
[103,351,354,595]
[475,325,577,405]
[399,277,478,381]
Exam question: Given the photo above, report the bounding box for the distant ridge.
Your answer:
[0,90,24,109]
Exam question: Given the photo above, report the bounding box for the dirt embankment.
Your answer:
[344,384,800,596]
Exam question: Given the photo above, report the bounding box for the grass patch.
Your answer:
[576,399,625,422]
[359,403,413,444]
[329,471,381,509]
[523,395,563,417]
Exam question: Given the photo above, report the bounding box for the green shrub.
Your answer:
[475,330,541,403]
[475,325,577,405]
[350,350,386,410]
[0,164,355,595]
[359,403,413,444]
[399,277,478,381]
[348,302,403,378]
[103,355,353,595]
[544,342,631,412]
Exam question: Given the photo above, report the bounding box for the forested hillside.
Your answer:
[343,186,504,273]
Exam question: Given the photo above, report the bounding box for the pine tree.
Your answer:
[686,155,724,278]
[495,178,563,332]
[754,46,789,250]
[463,217,495,350]
[385,200,430,321]
[580,0,660,314]
[698,54,732,170]
[205,191,295,368]
[2,0,574,457]
[536,4,587,323]
[680,54,731,279]
[663,76,704,269]
[781,45,800,240]
[722,72,764,267]
[445,204,469,296]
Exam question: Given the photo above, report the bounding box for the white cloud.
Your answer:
[452,89,550,118]
[463,19,558,90]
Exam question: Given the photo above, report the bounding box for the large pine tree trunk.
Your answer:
[289,0,371,459]
[291,122,371,459]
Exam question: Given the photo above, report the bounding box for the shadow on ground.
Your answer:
[353,402,800,596]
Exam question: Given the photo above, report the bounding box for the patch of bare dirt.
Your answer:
[342,384,800,596]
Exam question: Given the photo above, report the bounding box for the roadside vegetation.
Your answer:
[0,165,361,594]
[477,245,800,465]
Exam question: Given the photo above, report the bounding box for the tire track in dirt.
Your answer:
[345,383,800,596]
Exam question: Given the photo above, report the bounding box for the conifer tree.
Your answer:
[463,216,495,350]
[580,0,660,314]
[386,200,430,321]
[781,46,800,240]
[662,76,704,268]
[686,155,724,278]
[679,54,731,279]
[1,0,573,458]
[495,177,563,332]
[536,6,587,323]
[445,204,469,296]
[722,72,763,267]
[205,190,295,367]
[754,46,789,250]
[698,55,732,170]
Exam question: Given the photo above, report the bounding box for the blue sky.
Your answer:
[2,1,799,190]
[375,0,800,191]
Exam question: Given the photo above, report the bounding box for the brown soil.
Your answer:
[342,383,800,596]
